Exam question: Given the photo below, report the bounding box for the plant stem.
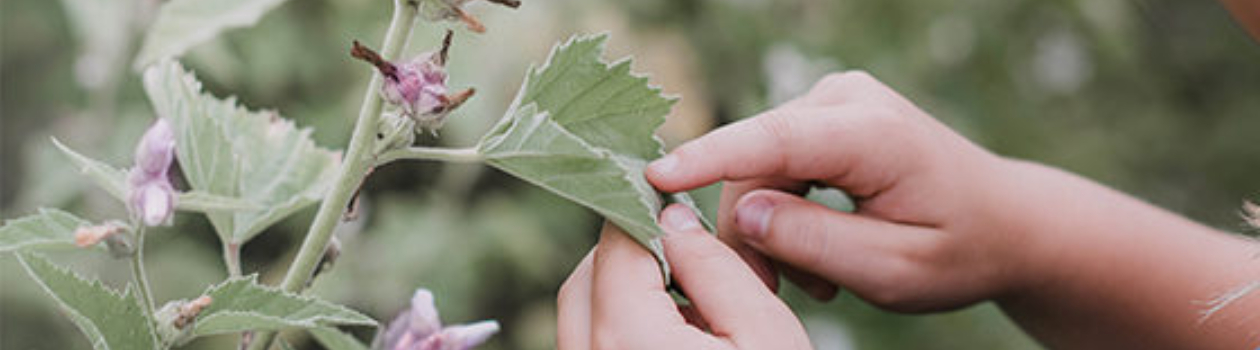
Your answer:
[376,146,483,165]
[130,227,161,348]
[224,242,242,277]
[246,1,420,349]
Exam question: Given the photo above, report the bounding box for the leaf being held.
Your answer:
[191,275,376,336]
[143,61,339,244]
[0,208,93,253]
[17,253,158,350]
[478,35,677,266]
[133,0,289,69]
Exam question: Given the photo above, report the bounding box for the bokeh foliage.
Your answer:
[3,0,1259,349]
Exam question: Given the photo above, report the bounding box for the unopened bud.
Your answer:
[74,222,127,248]
[351,31,475,137]
[155,295,212,347]
[128,119,178,227]
[174,296,212,330]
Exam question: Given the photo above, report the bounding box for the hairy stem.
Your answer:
[224,242,242,277]
[246,1,420,349]
[376,146,483,166]
[130,227,161,348]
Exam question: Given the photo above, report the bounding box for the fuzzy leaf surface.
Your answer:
[143,61,339,244]
[17,253,157,350]
[54,137,265,214]
[0,209,93,253]
[191,275,375,336]
[478,34,677,263]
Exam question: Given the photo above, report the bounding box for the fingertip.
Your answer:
[659,204,702,233]
[646,153,692,193]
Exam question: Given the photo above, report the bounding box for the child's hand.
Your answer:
[557,205,810,350]
[647,71,1019,312]
[644,71,1260,349]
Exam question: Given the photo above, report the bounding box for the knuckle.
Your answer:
[815,70,877,93]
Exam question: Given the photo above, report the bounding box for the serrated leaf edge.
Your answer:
[190,275,375,336]
[16,252,157,350]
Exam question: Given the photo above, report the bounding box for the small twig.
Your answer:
[351,41,398,81]
[437,30,454,65]
[376,146,483,166]
[130,227,161,348]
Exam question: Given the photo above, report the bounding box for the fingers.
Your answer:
[556,250,594,350]
[802,71,913,111]
[659,204,810,349]
[646,104,918,198]
[716,179,809,291]
[717,180,841,299]
[733,189,949,312]
[589,223,725,349]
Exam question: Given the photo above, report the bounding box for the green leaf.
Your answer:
[17,253,158,350]
[178,191,266,212]
[278,338,297,350]
[309,327,369,350]
[0,208,93,253]
[133,0,289,69]
[143,61,340,244]
[53,137,128,200]
[54,137,266,214]
[478,34,677,265]
[192,275,375,336]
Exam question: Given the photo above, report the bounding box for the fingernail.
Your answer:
[736,196,774,239]
[660,205,701,231]
[648,154,679,176]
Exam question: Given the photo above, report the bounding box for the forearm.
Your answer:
[992,160,1260,349]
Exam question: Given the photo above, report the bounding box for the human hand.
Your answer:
[557,204,810,350]
[646,71,1030,312]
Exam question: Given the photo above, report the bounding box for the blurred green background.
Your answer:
[3,0,1259,349]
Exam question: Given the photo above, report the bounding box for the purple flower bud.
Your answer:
[134,118,176,176]
[350,32,475,136]
[379,289,500,350]
[128,119,177,227]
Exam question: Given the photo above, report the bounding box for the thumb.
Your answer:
[732,189,943,310]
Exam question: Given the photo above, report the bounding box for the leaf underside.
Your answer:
[17,253,158,350]
[478,34,678,268]
[191,275,376,337]
[143,61,339,245]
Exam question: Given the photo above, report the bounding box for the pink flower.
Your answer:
[350,31,475,136]
[128,119,177,227]
[379,289,500,350]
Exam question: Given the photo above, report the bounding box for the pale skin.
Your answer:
[556,69,1260,349]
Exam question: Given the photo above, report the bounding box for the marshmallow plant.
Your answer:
[0,0,701,349]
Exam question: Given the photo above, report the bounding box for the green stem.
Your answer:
[130,227,161,348]
[224,242,242,277]
[376,146,483,166]
[246,1,420,349]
